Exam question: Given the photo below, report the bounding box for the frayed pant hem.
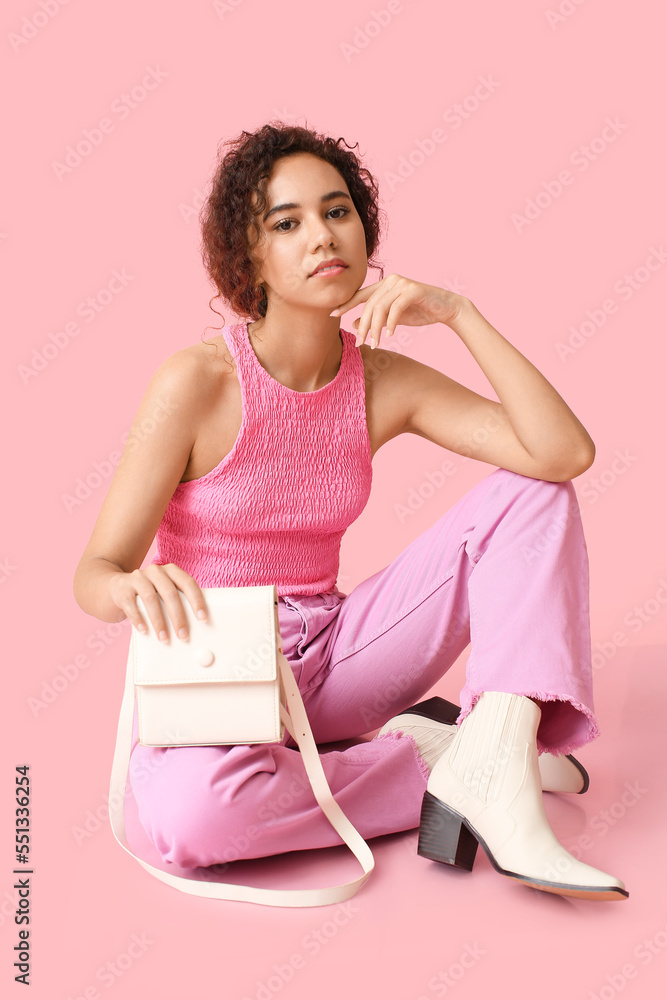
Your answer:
[372,729,432,783]
[457,689,601,757]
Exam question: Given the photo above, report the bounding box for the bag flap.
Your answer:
[132,584,280,686]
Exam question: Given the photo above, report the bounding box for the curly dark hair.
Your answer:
[199,120,387,346]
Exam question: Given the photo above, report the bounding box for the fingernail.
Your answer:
[137,623,147,634]
[178,628,188,640]
[197,609,208,621]
[329,309,340,316]
[158,630,168,642]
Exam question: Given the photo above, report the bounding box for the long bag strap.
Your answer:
[108,635,375,907]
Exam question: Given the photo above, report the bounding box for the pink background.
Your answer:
[3,0,665,997]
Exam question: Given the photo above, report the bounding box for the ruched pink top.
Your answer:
[150,321,373,596]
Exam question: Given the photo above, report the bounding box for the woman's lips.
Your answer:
[311,265,347,277]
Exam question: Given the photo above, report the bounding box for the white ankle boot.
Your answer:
[377,696,589,793]
[417,692,628,901]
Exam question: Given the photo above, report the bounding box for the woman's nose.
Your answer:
[307,219,336,249]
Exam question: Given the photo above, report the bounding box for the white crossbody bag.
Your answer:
[108,584,375,907]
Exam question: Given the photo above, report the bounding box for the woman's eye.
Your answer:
[273,207,349,233]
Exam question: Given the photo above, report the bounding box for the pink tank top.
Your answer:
[150,321,373,596]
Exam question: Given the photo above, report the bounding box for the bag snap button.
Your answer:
[196,648,215,667]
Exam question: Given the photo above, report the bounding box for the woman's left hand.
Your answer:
[329,273,465,348]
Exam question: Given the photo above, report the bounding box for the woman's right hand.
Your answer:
[108,564,208,643]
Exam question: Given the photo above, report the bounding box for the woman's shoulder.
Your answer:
[169,330,236,374]
[150,333,237,407]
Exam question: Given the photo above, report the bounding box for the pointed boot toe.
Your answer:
[416,692,628,902]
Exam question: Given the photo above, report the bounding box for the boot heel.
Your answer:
[417,792,479,871]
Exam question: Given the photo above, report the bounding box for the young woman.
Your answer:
[73,122,628,902]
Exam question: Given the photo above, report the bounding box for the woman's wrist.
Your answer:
[443,294,473,335]
[74,559,128,623]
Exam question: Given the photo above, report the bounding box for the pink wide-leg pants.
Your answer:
[128,467,599,869]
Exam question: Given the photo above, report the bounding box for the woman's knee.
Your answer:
[501,467,580,514]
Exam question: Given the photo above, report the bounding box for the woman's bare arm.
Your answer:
[73,348,207,629]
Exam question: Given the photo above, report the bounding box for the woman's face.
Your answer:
[247,152,369,314]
